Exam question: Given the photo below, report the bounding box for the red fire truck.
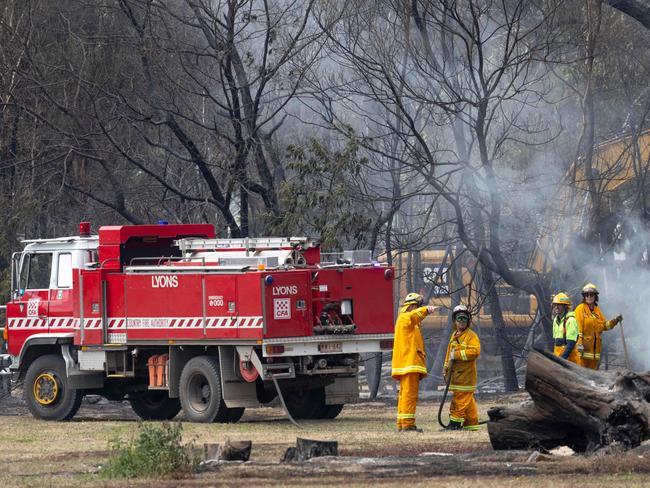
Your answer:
[0,223,395,422]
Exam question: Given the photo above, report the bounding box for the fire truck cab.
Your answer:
[1,223,395,423]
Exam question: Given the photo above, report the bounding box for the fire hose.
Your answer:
[436,354,488,429]
[436,356,454,429]
[269,373,303,429]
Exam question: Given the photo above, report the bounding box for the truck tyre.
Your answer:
[24,354,83,421]
[285,387,324,420]
[225,407,245,423]
[318,403,344,419]
[179,356,229,423]
[309,388,344,419]
[129,391,181,420]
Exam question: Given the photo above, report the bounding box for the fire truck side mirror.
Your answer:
[11,253,20,300]
[10,253,21,299]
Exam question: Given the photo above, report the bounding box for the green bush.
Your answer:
[101,422,198,479]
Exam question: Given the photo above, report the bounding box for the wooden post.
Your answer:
[619,319,631,369]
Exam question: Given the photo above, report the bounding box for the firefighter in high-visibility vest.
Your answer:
[552,293,580,364]
[574,283,622,370]
[443,304,481,431]
[391,292,436,432]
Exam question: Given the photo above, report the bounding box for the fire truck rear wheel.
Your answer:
[284,387,325,420]
[129,391,181,420]
[315,403,344,419]
[179,356,230,423]
[225,407,245,423]
[24,354,83,421]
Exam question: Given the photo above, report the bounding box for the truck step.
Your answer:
[262,362,296,380]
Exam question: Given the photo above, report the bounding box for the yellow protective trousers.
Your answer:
[580,358,600,370]
[396,372,420,429]
[449,390,479,429]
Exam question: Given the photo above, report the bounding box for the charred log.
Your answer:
[488,349,650,452]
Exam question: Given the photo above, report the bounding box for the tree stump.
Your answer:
[281,438,338,462]
[488,349,650,453]
[204,440,252,462]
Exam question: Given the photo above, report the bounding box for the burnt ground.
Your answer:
[1,391,650,487]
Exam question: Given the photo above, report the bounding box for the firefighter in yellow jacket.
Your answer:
[443,304,481,430]
[391,292,436,432]
[552,292,580,364]
[574,283,622,370]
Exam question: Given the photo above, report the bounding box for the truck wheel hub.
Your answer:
[34,373,59,405]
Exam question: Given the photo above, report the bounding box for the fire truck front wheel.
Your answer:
[24,354,83,421]
[129,391,181,421]
[179,356,234,423]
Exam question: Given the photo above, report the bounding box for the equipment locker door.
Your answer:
[124,272,205,341]
[203,275,238,340]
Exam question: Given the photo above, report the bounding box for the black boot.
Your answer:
[446,420,462,430]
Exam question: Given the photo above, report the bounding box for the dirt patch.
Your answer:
[341,441,494,457]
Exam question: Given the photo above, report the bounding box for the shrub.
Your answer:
[101,422,198,479]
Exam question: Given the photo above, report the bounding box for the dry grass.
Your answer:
[0,396,649,487]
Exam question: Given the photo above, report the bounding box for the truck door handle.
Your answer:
[39,315,48,320]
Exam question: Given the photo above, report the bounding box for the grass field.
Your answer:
[1,394,649,487]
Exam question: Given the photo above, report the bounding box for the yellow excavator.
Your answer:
[531,129,650,274]
[393,129,650,332]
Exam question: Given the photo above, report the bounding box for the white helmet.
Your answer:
[452,304,471,321]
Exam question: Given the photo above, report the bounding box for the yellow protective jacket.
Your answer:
[391,305,430,379]
[443,328,480,392]
[552,311,580,363]
[574,303,617,362]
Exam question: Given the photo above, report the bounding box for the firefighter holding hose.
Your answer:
[443,304,481,431]
[391,292,437,433]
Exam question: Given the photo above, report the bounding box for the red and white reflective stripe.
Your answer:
[49,317,76,328]
[204,316,263,328]
[237,316,263,328]
[8,318,48,329]
[206,317,230,328]
[108,318,126,329]
[83,319,102,329]
[134,316,264,329]
[8,316,263,329]
[169,318,202,328]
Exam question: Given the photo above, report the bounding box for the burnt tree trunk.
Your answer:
[482,268,518,391]
[488,349,650,452]
[363,352,382,399]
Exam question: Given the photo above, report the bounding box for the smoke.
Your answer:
[289,1,650,372]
